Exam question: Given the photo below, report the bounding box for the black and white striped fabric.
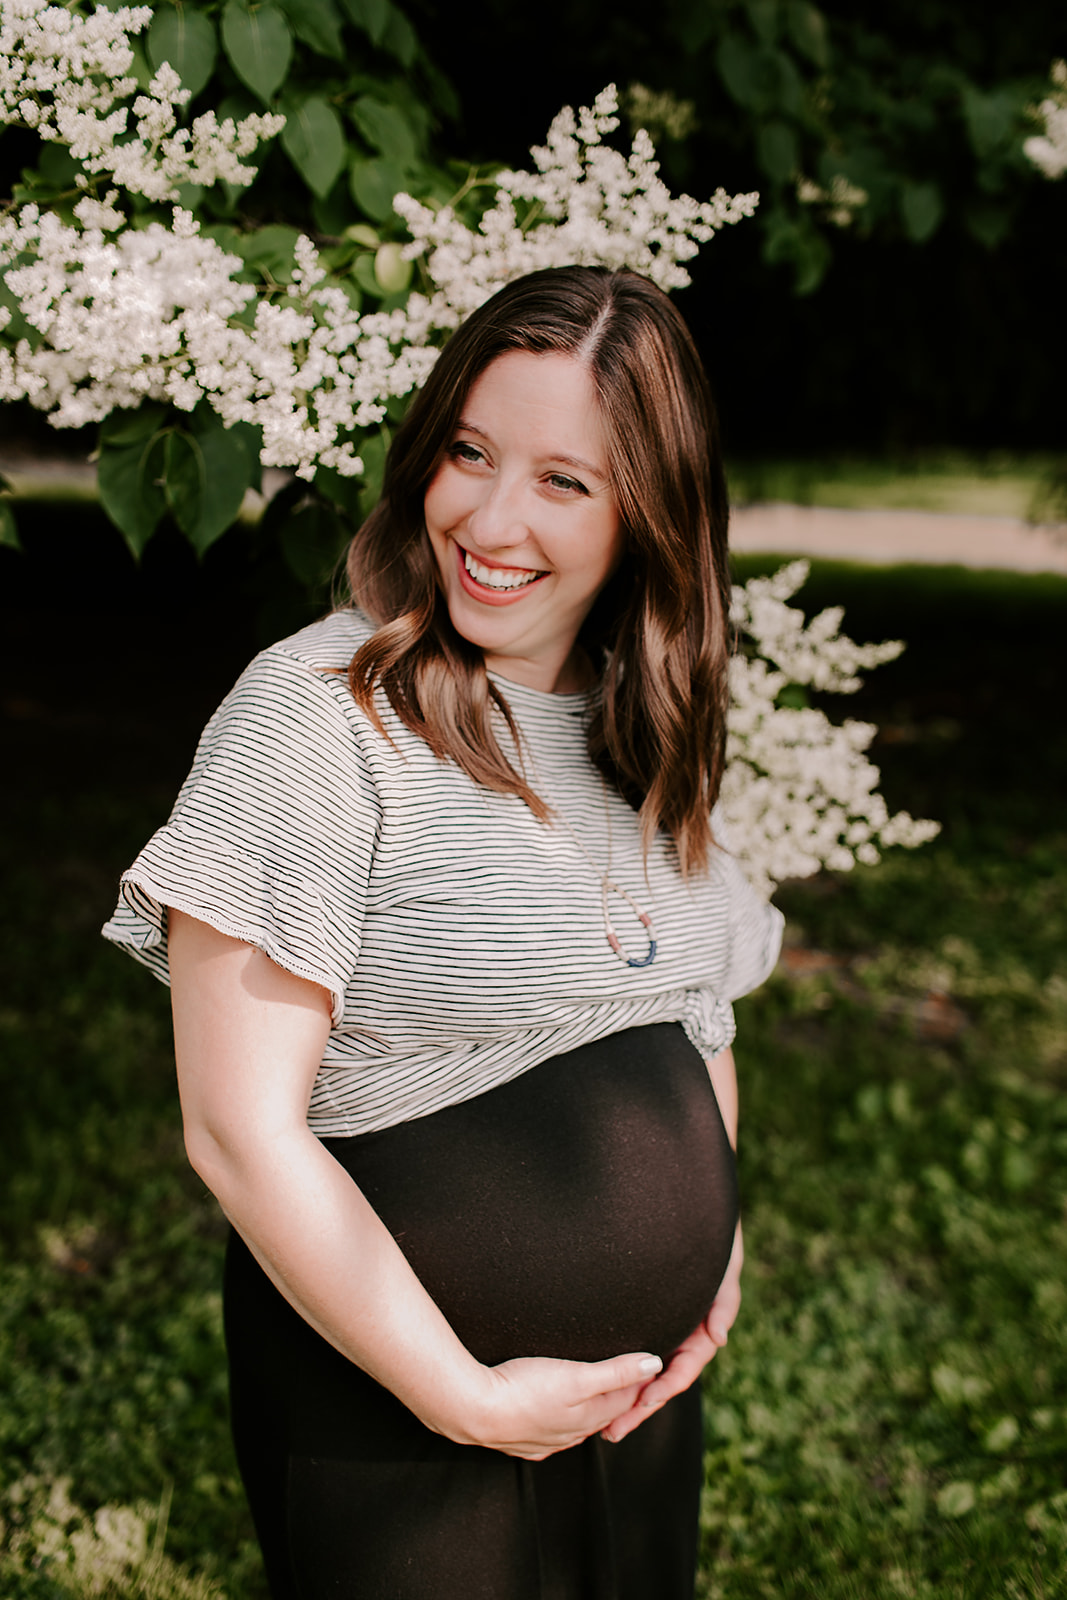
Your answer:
[103,609,784,1137]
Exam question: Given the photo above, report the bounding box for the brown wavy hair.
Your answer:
[344,265,731,875]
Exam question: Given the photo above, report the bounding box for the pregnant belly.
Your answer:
[324,1024,738,1365]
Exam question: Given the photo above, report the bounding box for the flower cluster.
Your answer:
[0,0,283,198]
[185,238,440,477]
[0,200,437,471]
[393,87,758,338]
[0,42,756,475]
[1023,59,1067,180]
[723,562,940,897]
[797,173,869,228]
[0,199,253,425]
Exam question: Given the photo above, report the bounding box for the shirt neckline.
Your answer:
[486,669,594,719]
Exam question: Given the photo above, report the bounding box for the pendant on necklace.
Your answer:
[602,879,658,969]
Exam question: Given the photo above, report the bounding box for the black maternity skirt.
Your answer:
[223,1023,739,1600]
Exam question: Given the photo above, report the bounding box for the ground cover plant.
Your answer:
[1,518,1065,1596]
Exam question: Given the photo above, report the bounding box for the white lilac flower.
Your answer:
[1023,60,1067,180]
[0,1,283,198]
[723,561,940,897]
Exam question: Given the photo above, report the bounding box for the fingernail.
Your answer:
[639,1356,662,1376]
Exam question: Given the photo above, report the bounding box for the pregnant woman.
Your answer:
[104,265,783,1599]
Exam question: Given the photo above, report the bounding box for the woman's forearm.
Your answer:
[169,909,660,1458]
[705,1045,737,1150]
[168,911,490,1439]
[194,1119,494,1436]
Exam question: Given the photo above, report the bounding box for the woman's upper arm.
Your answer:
[168,907,333,1177]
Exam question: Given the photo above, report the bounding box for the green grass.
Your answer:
[1,557,1065,1597]
[725,453,1063,521]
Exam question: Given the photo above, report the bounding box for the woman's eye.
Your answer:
[449,441,485,465]
[546,473,588,495]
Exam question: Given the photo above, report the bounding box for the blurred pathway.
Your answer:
[730,502,1067,575]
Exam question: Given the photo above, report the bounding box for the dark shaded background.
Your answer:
[412,0,1064,456]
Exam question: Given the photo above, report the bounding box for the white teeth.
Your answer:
[464,550,543,590]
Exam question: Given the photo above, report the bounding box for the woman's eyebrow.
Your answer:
[454,419,606,479]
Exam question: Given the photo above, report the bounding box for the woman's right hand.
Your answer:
[458,1352,663,1460]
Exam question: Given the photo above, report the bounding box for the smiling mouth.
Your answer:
[462,548,546,591]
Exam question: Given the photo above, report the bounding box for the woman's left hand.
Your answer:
[598,1219,744,1445]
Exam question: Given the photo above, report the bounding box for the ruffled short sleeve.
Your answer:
[101,645,381,1025]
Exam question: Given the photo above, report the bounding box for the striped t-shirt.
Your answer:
[103,609,784,1137]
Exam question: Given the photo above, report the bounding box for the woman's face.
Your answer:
[423,351,625,693]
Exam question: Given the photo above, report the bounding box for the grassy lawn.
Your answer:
[725,453,1063,521]
[1,515,1064,1596]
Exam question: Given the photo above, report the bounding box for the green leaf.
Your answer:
[757,120,798,182]
[192,428,258,550]
[762,209,829,294]
[964,202,1010,250]
[163,425,255,554]
[0,499,20,551]
[357,426,389,516]
[745,0,778,46]
[717,35,800,115]
[99,403,170,450]
[900,181,942,243]
[221,0,292,103]
[281,95,346,197]
[421,58,460,121]
[380,5,417,67]
[775,683,809,710]
[374,242,412,294]
[717,32,761,108]
[163,431,206,541]
[784,1,828,68]
[351,96,419,164]
[312,463,364,517]
[0,282,33,342]
[343,223,381,247]
[353,254,384,298]
[279,502,350,586]
[961,85,1020,161]
[338,0,388,45]
[147,6,218,99]
[232,223,302,280]
[312,180,359,237]
[126,37,156,90]
[278,0,344,59]
[195,410,263,493]
[97,434,168,558]
[45,143,85,188]
[792,229,830,294]
[349,155,405,221]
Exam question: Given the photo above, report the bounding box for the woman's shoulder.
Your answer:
[198,607,380,754]
[266,606,377,673]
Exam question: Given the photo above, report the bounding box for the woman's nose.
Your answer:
[466,478,529,550]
